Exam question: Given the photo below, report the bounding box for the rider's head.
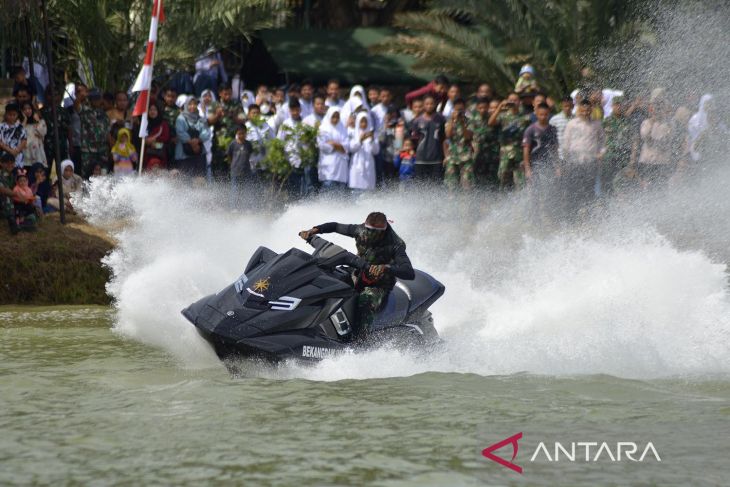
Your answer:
[363,212,388,243]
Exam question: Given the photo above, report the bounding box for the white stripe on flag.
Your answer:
[132,65,152,92]
[149,19,158,42]
[138,113,149,139]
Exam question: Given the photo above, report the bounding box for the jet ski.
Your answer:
[181,235,444,363]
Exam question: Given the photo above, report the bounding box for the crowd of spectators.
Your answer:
[1,56,727,234]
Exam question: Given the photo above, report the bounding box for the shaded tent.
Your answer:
[242,28,433,87]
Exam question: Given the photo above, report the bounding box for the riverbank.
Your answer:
[0,213,114,305]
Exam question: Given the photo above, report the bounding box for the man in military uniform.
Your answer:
[79,88,111,177]
[443,98,474,190]
[602,96,635,193]
[489,92,532,189]
[299,212,415,339]
[41,88,70,165]
[0,153,18,234]
[468,97,500,187]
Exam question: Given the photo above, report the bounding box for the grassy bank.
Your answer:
[0,214,114,305]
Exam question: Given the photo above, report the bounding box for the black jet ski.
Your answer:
[182,236,444,363]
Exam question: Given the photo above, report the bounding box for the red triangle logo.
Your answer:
[482,432,523,474]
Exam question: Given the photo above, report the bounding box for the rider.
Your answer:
[299,212,415,338]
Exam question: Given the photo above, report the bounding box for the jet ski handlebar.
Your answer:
[307,235,367,270]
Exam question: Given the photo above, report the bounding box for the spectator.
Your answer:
[317,106,349,192]
[161,88,179,162]
[13,86,32,107]
[372,87,393,130]
[467,83,494,119]
[515,64,539,94]
[528,93,547,123]
[111,128,138,176]
[341,85,370,127]
[688,94,712,162]
[325,79,344,108]
[40,86,70,165]
[175,96,211,177]
[393,137,417,186]
[377,106,401,184]
[299,79,315,119]
[79,88,110,177]
[194,48,228,96]
[522,102,559,184]
[142,103,171,171]
[444,98,474,190]
[107,90,132,138]
[549,96,574,161]
[278,97,312,198]
[245,104,274,180]
[30,163,51,212]
[439,84,461,117]
[468,97,500,187]
[561,99,605,205]
[489,93,532,189]
[367,86,381,109]
[69,83,87,172]
[198,89,218,179]
[227,125,252,206]
[21,102,47,168]
[210,84,245,151]
[303,94,327,128]
[0,103,28,167]
[602,96,636,192]
[12,168,37,230]
[12,66,42,104]
[637,89,676,186]
[348,112,379,192]
[405,74,449,108]
[0,153,18,234]
[411,95,445,183]
[403,97,423,127]
[48,159,83,214]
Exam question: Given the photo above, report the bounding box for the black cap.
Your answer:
[88,88,102,100]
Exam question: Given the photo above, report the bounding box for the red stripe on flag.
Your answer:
[154,0,166,22]
[143,41,155,65]
[133,90,149,117]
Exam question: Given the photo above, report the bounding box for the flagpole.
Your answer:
[137,0,162,175]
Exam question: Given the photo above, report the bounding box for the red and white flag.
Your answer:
[132,0,165,138]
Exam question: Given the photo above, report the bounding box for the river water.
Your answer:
[1,307,728,486]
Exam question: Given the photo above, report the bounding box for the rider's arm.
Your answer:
[314,222,358,237]
[389,244,415,280]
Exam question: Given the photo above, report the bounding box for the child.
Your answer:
[111,128,138,176]
[31,163,50,213]
[515,64,539,95]
[0,103,27,167]
[48,159,83,213]
[348,112,379,191]
[226,125,252,207]
[21,102,47,167]
[12,168,37,230]
[393,138,417,185]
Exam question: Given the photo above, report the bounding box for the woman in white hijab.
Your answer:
[688,94,712,162]
[197,89,217,181]
[340,85,370,125]
[317,106,350,190]
[348,112,379,191]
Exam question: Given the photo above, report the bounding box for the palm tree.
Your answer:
[373,0,654,96]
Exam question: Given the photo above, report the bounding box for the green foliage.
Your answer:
[260,122,319,198]
[3,0,289,90]
[374,0,654,96]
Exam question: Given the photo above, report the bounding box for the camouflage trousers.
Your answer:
[357,286,388,336]
[497,146,525,189]
[444,158,476,190]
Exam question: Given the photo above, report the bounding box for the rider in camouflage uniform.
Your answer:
[299,212,415,338]
[79,89,110,177]
[443,98,475,190]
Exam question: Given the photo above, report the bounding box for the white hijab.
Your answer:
[198,89,217,117]
[688,94,713,161]
[342,85,370,122]
[319,106,347,142]
[355,112,372,141]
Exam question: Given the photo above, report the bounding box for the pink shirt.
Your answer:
[562,117,605,164]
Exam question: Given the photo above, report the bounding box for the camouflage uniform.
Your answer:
[212,99,245,148]
[0,168,15,219]
[602,115,634,192]
[162,105,179,136]
[444,119,475,190]
[315,222,413,337]
[496,111,531,188]
[468,116,500,186]
[79,105,110,176]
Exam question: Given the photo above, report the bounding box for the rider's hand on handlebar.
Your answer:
[298,227,319,240]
